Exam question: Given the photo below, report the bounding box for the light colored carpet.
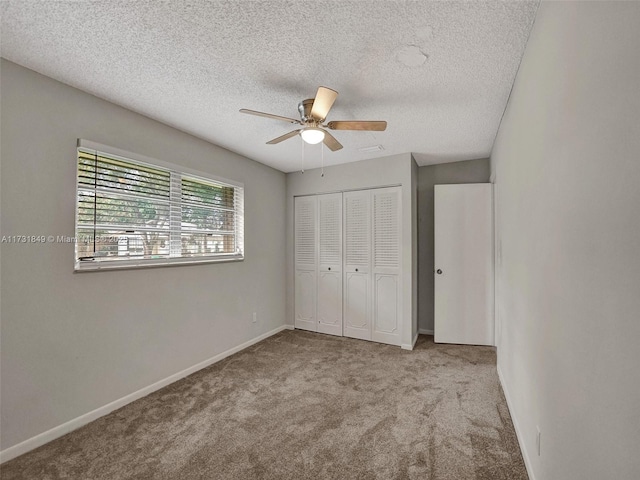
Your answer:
[1,331,528,479]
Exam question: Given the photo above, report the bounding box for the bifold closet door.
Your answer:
[296,188,401,344]
[343,190,372,341]
[317,193,343,336]
[371,187,401,346]
[294,195,317,332]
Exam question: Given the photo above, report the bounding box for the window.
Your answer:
[75,140,243,271]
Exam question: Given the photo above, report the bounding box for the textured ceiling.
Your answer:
[1,0,538,173]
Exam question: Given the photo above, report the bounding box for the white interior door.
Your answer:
[317,193,342,336]
[372,187,402,346]
[294,196,317,332]
[343,190,371,341]
[434,184,493,345]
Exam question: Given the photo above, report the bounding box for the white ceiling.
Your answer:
[1,0,538,173]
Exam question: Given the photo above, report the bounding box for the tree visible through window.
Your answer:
[181,177,236,256]
[75,144,243,270]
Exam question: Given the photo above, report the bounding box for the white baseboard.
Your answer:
[419,328,434,335]
[497,365,536,480]
[401,331,419,350]
[0,324,294,464]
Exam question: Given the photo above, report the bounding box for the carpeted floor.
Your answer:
[1,331,528,479]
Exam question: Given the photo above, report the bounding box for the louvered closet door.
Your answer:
[295,196,317,332]
[372,187,402,346]
[317,193,343,336]
[343,190,372,341]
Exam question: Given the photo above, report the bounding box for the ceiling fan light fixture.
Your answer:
[300,127,325,145]
[241,86,384,152]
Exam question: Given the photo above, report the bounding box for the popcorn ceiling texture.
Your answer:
[1,1,538,172]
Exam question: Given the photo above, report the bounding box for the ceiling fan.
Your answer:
[240,86,387,152]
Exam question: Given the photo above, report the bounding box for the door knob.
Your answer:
[355,268,359,272]
[436,269,442,274]
[328,267,331,271]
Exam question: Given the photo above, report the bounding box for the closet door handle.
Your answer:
[328,267,331,271]
[355,268,359,272]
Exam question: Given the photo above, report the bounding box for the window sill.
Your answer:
[74,255,244,272]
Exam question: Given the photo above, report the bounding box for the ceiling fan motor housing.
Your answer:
[298,99,319,123]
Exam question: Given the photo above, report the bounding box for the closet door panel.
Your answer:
[294,196,317,332]
[344,191,370,274]
[343,190,371,340]
[317,270,342,335]
[372,187,402,346]
[317,193,343,336]
[295,270,316,331]
[373,274,400,339]
[343,272,370,340]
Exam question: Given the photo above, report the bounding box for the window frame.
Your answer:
[74,139,244,272]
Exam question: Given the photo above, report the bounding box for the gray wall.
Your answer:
[417,159,490,332]
[0,60,287,451]
[491,2,640,479]
[411,156,418,343]
[285,153,417,348]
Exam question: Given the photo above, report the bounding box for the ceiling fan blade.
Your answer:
[310,86,338,121]
[266,129,301,144]
[322,130,343,151]
[240,109,300,124]
[326,121,387,131]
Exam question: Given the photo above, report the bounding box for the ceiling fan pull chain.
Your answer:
[301,136,305,174]
[321,142,324,177]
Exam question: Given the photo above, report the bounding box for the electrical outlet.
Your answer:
[536,427,541,456]
[252,312,257,323]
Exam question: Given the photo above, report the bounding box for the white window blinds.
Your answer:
[75,141,244,270]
